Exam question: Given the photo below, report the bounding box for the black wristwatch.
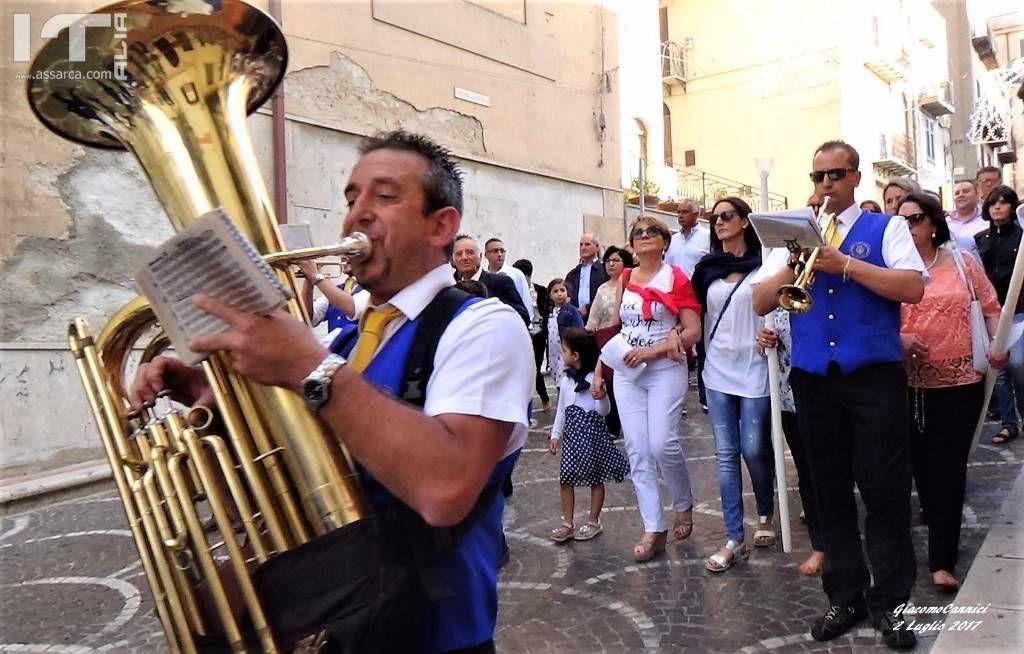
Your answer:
[301,353,347,411]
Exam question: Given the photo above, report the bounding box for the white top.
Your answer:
[550,372,610,440]
[752,205,927,284]
[702,274,768,398]
[665,224,711,278]
[311,288,370,326]
[946,213,987,262]
[496,264,534,322]
[366,263,534,457]
[618,263,683,372]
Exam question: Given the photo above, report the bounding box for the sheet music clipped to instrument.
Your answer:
[136,207,292,364]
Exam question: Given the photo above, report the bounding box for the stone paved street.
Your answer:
[1,374,1021,653]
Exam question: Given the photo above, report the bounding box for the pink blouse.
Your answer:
[901,254,1001,388]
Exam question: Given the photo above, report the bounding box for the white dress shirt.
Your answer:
[665,224,711,278]
[495,263,534,322]
[366,263,534,457]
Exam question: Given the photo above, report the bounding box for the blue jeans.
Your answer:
[706,389,774,541]
[995,313,1024,428]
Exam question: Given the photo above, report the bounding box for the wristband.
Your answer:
[842,255,852,283]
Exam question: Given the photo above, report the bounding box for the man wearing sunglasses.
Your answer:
[751,140,926,651]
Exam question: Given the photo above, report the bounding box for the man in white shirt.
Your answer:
[452,235,530,326]
[947,180,986,259]
[751,140,924,651]
[484,237,533,323]
[129,130,533,653]
[664,197,711,278]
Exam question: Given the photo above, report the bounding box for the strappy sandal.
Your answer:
[550,522,574,543]
[574,521,603,541]
[992,425,1018,445]
[705,539,748,573]
[672,509,694,541]
[632,531,667,562]
[753,516,776,548]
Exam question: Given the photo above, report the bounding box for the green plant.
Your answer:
[629,175,660,197]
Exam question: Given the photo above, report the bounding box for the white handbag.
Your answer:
[950,247,990,375]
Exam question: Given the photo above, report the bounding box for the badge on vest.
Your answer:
[849,242,871,259]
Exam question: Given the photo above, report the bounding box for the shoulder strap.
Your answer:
[399,286,474,407]
[950,246,978,301]
[707,270,753,344]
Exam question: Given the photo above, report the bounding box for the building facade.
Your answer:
[0,0,631,472]
[660,0,956,210]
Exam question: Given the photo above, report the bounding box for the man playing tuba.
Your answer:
[131,130,534,654]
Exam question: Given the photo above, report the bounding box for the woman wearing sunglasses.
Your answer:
[690,197,774,572]
[593,216,702,561]
[975,185,1024,445]
[898,192,1003,592]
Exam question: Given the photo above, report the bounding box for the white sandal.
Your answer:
[574,521,603,541]
[550,522,574,543]
[705,539,748,573]
[753,516,776,548]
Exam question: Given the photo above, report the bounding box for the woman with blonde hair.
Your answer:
[594,215,702,561]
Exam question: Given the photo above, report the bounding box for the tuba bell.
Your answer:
[28,2,367,651]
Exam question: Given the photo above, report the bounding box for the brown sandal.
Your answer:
[993,425,1018,444]
[632,531,667,562]
[672,510,694,541]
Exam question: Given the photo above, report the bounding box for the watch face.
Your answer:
[303,379,327,407]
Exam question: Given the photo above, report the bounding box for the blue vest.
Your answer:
[790,212,903,375]
[340,300,519,653]
[325,282,362,335]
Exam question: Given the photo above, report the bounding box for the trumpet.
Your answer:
[777,197,839,313]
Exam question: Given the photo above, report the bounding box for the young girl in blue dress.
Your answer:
[548,328,630,542]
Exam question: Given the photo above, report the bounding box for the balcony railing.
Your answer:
[873,133,917,177]
[864,45,911,83]
[920,81,955,117]
[661,40,688,89]
[673,166,788,212]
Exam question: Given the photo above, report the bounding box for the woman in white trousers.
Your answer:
[594,215,702,562]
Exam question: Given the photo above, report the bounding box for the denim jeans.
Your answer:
[995,313,1024,428]
[705,388,774,542]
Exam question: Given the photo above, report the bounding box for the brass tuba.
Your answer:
[28,2,367,651]
[777,197,840,313]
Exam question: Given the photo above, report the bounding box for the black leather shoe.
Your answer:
[810,602,867,641]
[873,609,917,650]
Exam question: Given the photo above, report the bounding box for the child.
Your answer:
[545,279,584,388]
[548,328,630,542]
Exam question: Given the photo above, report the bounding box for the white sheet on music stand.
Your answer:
[278,223,314,250]
[748,207,826,250]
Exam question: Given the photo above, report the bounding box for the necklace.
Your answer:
[925,249,940,270]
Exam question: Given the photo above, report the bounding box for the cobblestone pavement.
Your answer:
[1,375,1021,653]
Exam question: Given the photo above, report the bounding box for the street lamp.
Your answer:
[755,157,774,212]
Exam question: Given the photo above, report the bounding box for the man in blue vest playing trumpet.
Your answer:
[752,140,925,651]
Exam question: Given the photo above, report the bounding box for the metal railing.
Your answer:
[674,166,788,211]
[661,40,687,85]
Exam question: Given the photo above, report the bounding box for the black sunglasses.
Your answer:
[809,167,854,183]
[901,213,928,225]
[631,226,664,239]
[711,209,739,223]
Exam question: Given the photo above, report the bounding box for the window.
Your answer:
[924,114,936,164]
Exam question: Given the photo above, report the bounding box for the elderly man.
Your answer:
[130,130,533,653]
[565,232,609,317]
[664,197,710,278]
[976,165,1002,202]
[483,237,533,322]
[453,235,530,326]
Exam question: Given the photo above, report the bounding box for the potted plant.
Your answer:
[627,176,660,207]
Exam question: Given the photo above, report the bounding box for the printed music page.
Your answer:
[748,207,826,250]
[135,207,292,365]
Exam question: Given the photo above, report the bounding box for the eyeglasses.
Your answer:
[809,168,854,183]
[606,257,623,265]
[631,226,664,239]
[711,209,739,223]
[901,213,928,225]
